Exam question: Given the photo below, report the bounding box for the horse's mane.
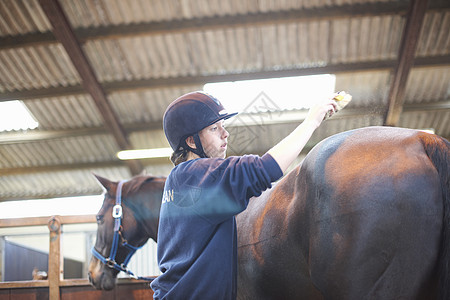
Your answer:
[123,174,163,196]
[120,174,166,226]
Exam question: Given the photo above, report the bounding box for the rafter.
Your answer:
[0,1,419,50]
[38,0,143,175]
[0,158,169,177]
[384,0,430,126]
[2,1,449,51]
[0,161,124,176]
[0,55,448,102]
[2,115,449,181]
[1,100,448,145]
[0,192,100,202]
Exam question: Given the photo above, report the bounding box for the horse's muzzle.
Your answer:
[88,260,117,290]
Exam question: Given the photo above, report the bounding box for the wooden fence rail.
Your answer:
[0,215,154,300]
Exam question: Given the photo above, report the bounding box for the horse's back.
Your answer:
[300,126,445,299]
[237,126,448,300]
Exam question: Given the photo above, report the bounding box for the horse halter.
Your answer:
[91,180,153,281]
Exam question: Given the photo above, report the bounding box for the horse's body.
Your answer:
[237,126,449,299]
[88,126,449,299]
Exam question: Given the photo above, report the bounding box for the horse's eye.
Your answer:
[96,215,104,224]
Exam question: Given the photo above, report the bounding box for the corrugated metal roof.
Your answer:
[0,0,448,201]
[109,86,200,125]
[404,66,449,104]
[0,44,80,92]
[25,95,102,129]
[78,16,406,82]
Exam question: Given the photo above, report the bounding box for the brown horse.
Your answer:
[88,175,165,290]
[88,126,449,299]
[236,126,449,299]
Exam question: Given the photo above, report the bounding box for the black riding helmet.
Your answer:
[163,91,238,158]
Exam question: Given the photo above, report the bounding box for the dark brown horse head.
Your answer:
[88,174,165,290]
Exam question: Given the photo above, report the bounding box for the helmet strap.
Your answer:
[184,133,208,158]
[192,133,208,158]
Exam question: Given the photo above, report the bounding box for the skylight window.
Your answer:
[204,74,336,113]
[0,100,38,132]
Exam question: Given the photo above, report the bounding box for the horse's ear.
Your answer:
[92,173,114,192]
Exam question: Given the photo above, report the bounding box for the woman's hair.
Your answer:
[170,147,189,166]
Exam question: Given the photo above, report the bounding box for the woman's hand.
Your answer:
[267,92,349,173]
[305,96,338,129]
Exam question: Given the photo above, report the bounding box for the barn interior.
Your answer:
[0,0,448,297]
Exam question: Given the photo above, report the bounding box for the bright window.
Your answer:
[0,100,38,132]
[204,74,336,112]
[0,195,103,219]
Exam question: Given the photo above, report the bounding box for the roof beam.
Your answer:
[73,2,411,40]
[3,116,449,180]
[1,1,448,50]
[1,100,448,145]
[384,0,429,126]
[0,161,124,176]
[0,124,156,145]
[38,0,143,175]
[0,192,100,202]
[0,158,169,177]
[1,55,448,102]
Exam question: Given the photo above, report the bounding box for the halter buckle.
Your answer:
[105,258,116,268]
[112,205,122,218]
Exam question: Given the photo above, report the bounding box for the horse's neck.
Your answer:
[141,203,160,243]
[128,194,160,243]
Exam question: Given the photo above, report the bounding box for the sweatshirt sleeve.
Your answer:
[174,153,283,223]
[226,153,282,200]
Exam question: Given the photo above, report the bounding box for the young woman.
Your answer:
[151,91,337,299]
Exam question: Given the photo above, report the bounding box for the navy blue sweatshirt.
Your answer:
[151,154,282,300]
